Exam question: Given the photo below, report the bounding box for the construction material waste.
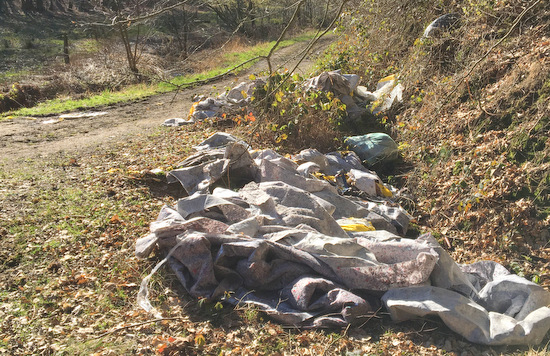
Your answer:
[182,80,265,123]
[305,71,403,119]
[42,111,108,125]
[368,75,403,115]
[167,70,403,126]
[162,118,194,127]
[136,132,550,346]
[345,133,400,166]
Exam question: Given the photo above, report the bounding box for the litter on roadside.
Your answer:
[42,118,63,125]
[304,70,403,119]
[162,118,194,127]
[41,111,109,124]
[173,70,404,126]
[345,133,400,166]
[186,80,265,122]
[136,132,550,346]
[59,111,108,119]
[422,13,461,38]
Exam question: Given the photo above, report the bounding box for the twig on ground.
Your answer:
[401,321,438,336]
[358,307,383,329]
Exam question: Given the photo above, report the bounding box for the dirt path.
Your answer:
[0,36,334,164]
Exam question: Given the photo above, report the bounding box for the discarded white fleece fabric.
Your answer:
[136,134,550,346]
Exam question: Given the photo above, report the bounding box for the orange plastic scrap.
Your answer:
[188,102,199,120]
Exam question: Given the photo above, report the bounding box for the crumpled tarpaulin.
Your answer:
[136,133,550,345]
[305,70,404,119]
[183,80,265,123]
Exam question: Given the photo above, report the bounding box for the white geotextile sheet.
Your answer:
[136,137,550,345]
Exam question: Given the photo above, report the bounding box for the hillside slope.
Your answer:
[325,0,549,286]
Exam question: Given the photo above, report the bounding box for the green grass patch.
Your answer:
[0,31,317,120]
[2,84,157,118]
[0,68,34,81]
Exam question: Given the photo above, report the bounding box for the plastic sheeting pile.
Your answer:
[163,70,403,127]
[423,13,461,38]
[305,70,403,118]
[136,133,550,346]
[163,81,265,127]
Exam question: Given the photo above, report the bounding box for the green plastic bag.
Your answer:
[344,133,399,166]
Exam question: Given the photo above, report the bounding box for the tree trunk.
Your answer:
[118,23,139,74]
[63,33,70,64]
[182,10,188,59]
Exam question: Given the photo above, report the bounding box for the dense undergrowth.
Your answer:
[310,0,550,285]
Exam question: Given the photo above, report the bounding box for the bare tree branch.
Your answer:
[266,0,349,99]
[265,0,306,74]
[91,0,191,27]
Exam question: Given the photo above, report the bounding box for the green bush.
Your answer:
[255,71,350,152]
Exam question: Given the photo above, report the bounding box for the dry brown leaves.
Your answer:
[398,24,550,285]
